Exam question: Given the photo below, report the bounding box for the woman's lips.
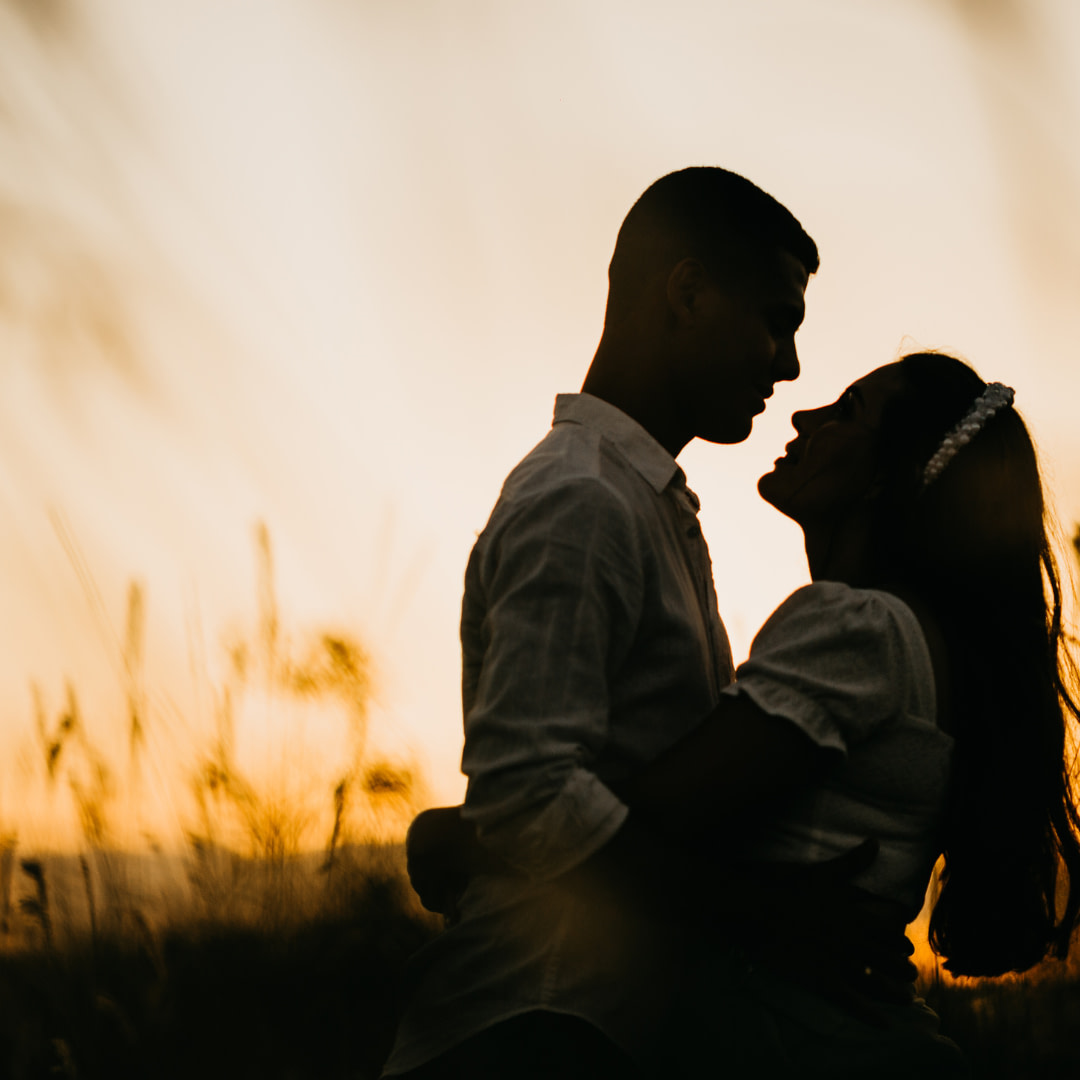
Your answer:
[776,439,802,465]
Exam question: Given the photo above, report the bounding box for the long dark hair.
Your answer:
[869,352,1080,977]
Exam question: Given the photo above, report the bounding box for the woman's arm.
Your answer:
[616,694,836,837]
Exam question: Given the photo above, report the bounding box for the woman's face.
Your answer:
[758,362,908,526]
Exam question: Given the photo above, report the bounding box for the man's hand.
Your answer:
[406,806,510,921]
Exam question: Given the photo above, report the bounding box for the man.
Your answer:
[381,167,816,1079]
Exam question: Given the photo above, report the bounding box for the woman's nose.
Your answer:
[791,405,827,434]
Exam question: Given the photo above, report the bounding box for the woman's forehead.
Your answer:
[849,361,905,394]
[843,362,908,424]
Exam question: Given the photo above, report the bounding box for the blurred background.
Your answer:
[2,0,1080,850]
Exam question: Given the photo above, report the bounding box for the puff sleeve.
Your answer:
[721,582,933,755]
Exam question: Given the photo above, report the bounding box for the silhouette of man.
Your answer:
[381,167,817,1080]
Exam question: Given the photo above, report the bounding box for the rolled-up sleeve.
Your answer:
[460,477,644,881]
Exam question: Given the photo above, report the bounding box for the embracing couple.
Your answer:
[381,167,1080,1078]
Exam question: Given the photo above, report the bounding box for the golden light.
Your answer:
[1,1,1078,898]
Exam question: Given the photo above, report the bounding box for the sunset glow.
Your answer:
[2,0,1080,879]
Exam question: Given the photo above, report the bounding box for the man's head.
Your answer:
[588,166,817,453]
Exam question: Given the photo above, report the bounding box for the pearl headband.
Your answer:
[922,382,1015,487]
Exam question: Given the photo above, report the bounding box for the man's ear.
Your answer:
[665,258,712,325]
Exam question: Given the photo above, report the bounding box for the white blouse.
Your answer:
[722,581,954,917]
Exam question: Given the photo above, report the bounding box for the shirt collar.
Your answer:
[552,393,681,495]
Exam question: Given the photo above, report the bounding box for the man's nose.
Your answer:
[773,339,800,383]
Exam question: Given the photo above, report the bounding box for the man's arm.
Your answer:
[460,476,644,881]
[409,692,832,915]
[409,715,906,1019]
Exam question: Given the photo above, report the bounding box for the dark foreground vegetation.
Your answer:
[1,849,1077,1079]
[925,971,1080,1080]
[0,848,439,1080]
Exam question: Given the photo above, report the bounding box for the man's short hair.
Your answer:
[607,166,818,313]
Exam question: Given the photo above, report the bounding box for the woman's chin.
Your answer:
[757,473,802,525]
[757,470,781,506]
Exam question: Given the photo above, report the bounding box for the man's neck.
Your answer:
[581,346,689,458]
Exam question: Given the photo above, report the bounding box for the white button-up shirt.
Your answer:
[383,393,734,1074]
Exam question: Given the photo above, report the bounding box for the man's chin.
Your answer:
[700,417,755,446]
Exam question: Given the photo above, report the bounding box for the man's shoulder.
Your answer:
[466,425,649,557]
[497,421,643,510]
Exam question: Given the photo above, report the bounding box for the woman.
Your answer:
[407,352,1080,1075]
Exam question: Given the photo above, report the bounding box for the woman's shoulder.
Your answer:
[759,580,949,731]
[768,580,925,635]
[733,581,941,747]
[761,582,935,681]
[748,583,926,667]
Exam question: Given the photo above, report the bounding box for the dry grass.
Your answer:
[0,524,1078,1077]
[0,847,440,1079]
[0,523,440,1077]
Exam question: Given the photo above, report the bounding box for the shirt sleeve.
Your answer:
[460,476,645,881]
[721,582,922,755]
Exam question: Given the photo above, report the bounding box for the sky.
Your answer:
[2,0,1080,847]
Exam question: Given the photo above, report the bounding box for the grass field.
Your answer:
[0,527,443,1078]
[0,845,440,1079]
[0,844,1077,1079]
[1,528,1077,1078]
[925,971,1080,1079]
